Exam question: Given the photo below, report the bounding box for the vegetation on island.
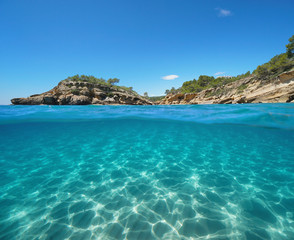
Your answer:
[64,74,120,86]
[286,35,294,58]
[63,74,138,96]
[140,92,165,102]
[253,53,293,79]
[148,96,165,102]
[165,34,294,95]
[248,35,294,78]
[165,72,251,95]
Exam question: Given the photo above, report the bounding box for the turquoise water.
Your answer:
[0,104,294,240]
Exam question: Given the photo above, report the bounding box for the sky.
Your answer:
[0,0,293,104]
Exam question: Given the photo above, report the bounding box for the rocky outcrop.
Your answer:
[157,70,294,105]
[279,70,294,83]
[11,81,153,105]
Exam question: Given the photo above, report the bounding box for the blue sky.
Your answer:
[0,0,293,104]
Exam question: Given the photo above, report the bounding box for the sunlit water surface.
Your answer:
[0,104,294,239]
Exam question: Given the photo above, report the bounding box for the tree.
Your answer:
[165,89,170,95]
[170,87,177,94]
[144,92,149,98]
[65,75,107,84]
[181,79,201,93]
[107,78,120,85]
[286,34,294,58]
[197,75,215,87]
[254,65,268,78]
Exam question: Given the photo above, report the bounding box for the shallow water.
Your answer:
[0,104,294,239]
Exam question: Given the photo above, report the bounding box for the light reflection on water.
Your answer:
[0,105,294,239]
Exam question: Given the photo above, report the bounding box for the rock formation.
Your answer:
[11,80,153,105]
[11,70,294,106]
[157,70,294,105]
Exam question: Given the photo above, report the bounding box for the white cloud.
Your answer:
[214,72,225,76]
[216,8,232,17]
[161,75,179,80]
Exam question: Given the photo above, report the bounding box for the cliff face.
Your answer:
[11,81,153,105]
[157,70,294,105]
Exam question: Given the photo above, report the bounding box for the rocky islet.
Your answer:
[11,80,153,105]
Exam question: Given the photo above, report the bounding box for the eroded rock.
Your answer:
[11,80,153,105]
[157,70,294,105]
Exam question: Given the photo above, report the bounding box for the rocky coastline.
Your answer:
[10,70,294,106]
[157,70,294,105]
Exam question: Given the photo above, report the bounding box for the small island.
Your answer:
[11,75,153,105]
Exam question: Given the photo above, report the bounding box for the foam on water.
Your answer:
[0,105,294,239]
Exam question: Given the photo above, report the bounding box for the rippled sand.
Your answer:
[0,118,294,239]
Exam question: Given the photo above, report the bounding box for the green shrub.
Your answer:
[71,89,80,95]
[65,74,108,85]
[63,75,138,96]
[253,53,294,78]
[148,96,165,102]
[237,84,248,93]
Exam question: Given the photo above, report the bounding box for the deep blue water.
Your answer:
[0,104,294,240]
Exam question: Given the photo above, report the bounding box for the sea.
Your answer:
[0,104,293,240]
